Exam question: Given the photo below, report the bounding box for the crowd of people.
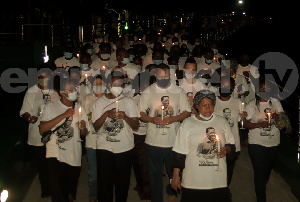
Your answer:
[20,28,292,202]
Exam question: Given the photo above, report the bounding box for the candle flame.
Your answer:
[242,102,244,106]
[116,100,119,104]
[216,135,219,141]
[161,106,164,110]
[79,107,82,114]
[267,112,271,116]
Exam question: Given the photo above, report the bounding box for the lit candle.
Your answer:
[241,102,245,112]
[116,100,119,112]
[267,112,271,124]
[216,135,221,152]
[161,106,164,121]
[85,74,88,80]
[101,66,106,70]
[78,107,82,122]
[77,53,80,58]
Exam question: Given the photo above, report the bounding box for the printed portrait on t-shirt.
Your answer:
[154,96,174,128]
[56,117,74,145]
[196,127,219,166]
[187,92,194,106]
[223,108,234,127]
[103,118,124,142]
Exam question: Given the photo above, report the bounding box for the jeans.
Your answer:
[86,147,97,200]
[146,144,177,202]
[248,144,279,202]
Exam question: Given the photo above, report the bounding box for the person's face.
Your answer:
[111,77,124,88]
[60,82,76,98]
[162,97,169,107]
[38,73,50,80]
[204,52,214,60]
[197,98,214,118]
[153,52,164,61]
[156,68,170,80]
[117,50,129,62]
[184,63,197,74]
[93,78,104,86]
[100,46,111,54]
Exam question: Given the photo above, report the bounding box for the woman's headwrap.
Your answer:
[193,90,216,106]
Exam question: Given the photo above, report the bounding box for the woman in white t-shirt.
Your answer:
[171,90,235,202]
[20,68,59,199]
[82,74,106,202]
[244,80,283,202]
[39,75,89,202]
[92,71,139,202]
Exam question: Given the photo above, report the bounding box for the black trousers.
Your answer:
[132,134,151,200]
[96,149,133,202]
[47,158,81,202]
[248,144,279,202]
[33,145,50,196]
[181,187,231,202]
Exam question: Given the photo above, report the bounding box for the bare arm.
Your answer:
[39,108,74,135]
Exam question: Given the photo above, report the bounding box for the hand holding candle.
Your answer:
[216,135,221,152]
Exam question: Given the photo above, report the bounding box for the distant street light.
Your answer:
[239,0,243,3]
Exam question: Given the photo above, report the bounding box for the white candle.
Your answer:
[116,100,119,112]
[78,107,82,122]
[241,102,245,112]
[161,106,164,121]
[45,45,47,56]
[267,112,271,124]
[216,135,221,152]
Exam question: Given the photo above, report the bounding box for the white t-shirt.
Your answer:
[90,57,112,70]
[214,97,242,152]
[54,57,80,69]
[82,93,99,149]
[233,74,249,102]
[173,115,235,189]
[245,98,283,147]
[179,78,208,107]
[39,100,89,167]
[138,83,191,148]
[197,61,221,73]
[20,85,59,146]
[122,63,141,80]
[91,94,139,153]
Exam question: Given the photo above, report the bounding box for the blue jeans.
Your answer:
[146,144,177,202]
[86,148,97,200]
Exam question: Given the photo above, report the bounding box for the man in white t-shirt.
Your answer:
[197,48,221,73]
[20,68,59,199]
[114,48,140,80]
[214,76,243,185]
[139,64,191,202]
[54,46,80,70]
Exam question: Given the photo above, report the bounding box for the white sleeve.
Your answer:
[20,90,35,117]
[271,98,284,113]
[172,121,189,154]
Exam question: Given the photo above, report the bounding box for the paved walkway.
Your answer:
[22,148,298,202]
